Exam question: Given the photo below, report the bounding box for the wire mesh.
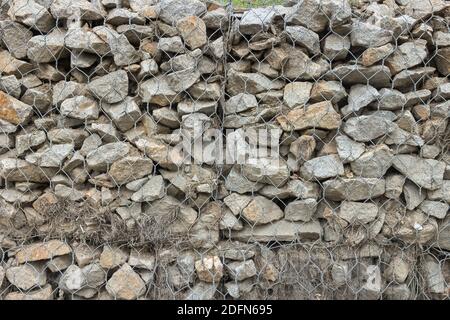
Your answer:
[0,0,449,300]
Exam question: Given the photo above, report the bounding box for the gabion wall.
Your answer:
[0,0,449,300]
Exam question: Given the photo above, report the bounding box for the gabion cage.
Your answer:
[0,0,449,300]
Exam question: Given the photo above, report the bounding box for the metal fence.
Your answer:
[0,0,449,300]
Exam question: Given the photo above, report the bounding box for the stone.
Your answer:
[343,115,396,142]
[435,47,450,76]
[52,81,86,106]
[102,97,142,132]
[403,180,427,210]
[128,250,156,271]
[131,175,165,202]
[289,135,316,163]
[285,26,320,55]
[25,144,73,168]
[300,155,344,181]
[227,70,284,96]
[109,157,153,185]
[377,89,407,111]
[283,82,312,109]
[8,0,55,32]
[4,285,53,300]
[195,256,223,283]
[423,256,446,294]
[60,96,99,120]
[326,64,392,89]
[224,93,258,115]
[21,85,52,112]
[405,0,449,19]
[100,246,129,269]
[27,30,66,63]
[153,107,180,128]
[0,75,21,99]
[166,68,200,93]
[6,264,46,290]
[419,200,449,219]
[86,142,129,171]
[158,36,185,53]
[346,84,380,113]
[350,145,393,178]
[15,240,71,263]
[0,21,33,59]
[106,263,146,300]
[226,260,257,281]
[231,220,322,242]
[239,7,275,35]
[277,101,341,131]
[351,21,393,48]
[178,100,216,116]
[392,155,445,190]
[385,174,405,199]
[224,193,252,216]
[241,196,284,225]
[0,91,33,125]
[16,131,46,156]
[50,0,106,20]
[281,45,327,80]
[220,210,243,231]
[335,135,365,164]
[428,181,450,203]
[0,50,33,76]
[177,16,207,49]
[309,80,347,104]
[360,42,394,67]
[284,199,317,222]
[338,201,378,225]
[139,76,179,106]
[242,157,290,186]
[323,34,350,61]
[158,0,206,26]
[323,178,386,201]
[87,70,128,104]
[106,8,145,25]
[104,30,141,66]
[386,40,428,75]
[65,28,110,55]
[0,158,57,183]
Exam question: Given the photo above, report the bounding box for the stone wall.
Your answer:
[0,0,449,300]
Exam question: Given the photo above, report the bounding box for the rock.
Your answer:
[60,96,99,120]
[385,127,424,147]
[386,40,428,75]
[350,145,393,178]
[153,107,180,128]
[166,68,200,92]
[52,81,86,106]
[300,155,344,181]
[393,67,436,89]
[86,142,129,171]
[231,220,322,242]
[242,196,284,225]
[346,84,380,113]
[0,158,57,183]
[65,28,110,55]
[326,64,392,89]
[285,26,320,55]
[139,76,179,106]
[15,240,71,264]
[59,264,105,294]
[360,265,382,300]
[6,264,46,290]
[428,181,450,203]
[224,193,252,216]
[405,0,449,19]
[186,282,217,300]
[106,263,146,300]
[392,155,445,190]
[351,21,393,48]
[109,157,153,186]
[277,101,341,131]
[224,93,258,114]
[87,70,128,104]
[102,97,142,132]
[4,285,53,300]
[21,85,52,112]
[100,246,129,269]
[27,30,66,63]
[242,157,290,186]
[435,47,450,76]
[16,130,46,156]
[323,178,386,201]
[128,250,155,271]
[385,174,405,199]
[309,80,347,104]
[220,210,243,231]
[158,0,206,25]
[360,43,394,67]
[384,255,410,284]
[377,89,407,111]
[26,144,73,168]
[343,115,396,142]
[283,82,312,109]
[104,29,141,66]
[284,199,317,222]
[8,0,55,32]
[131,175,165,202]
[178,100,216,115]
[158,36,185,53]
[281,45,327,80]
[0,91,33,125]
[0,21,34,59]
[0,75,21,99]
[403,180,427,210]
[239,7,275,35]
[227,70,284,96]
[289,135,316,163]
[259,179,319,200]
[335,135,365,163]
[195,256,223,283]
[106,8,145,25]
[423,255,446,294]
[50,0,106,20]
[338,201,378,225]
[323,34,350,61]
[176,16,207,49]
[0,50,33,76]
[226,260,257,281]
[419,200,449,219]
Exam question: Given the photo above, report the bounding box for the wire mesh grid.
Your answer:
[0,0,449,300]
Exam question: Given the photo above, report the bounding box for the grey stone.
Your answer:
[346,84,380,113]
[131,175,165,202]
[102,97,142,132]
[106,263,146,300]
[158,0,206,26]
[343,115,396,142]
[65,28,110,55]
[285,26,320,55]
[226,260,257,281]
[158,36,185,53]
[26,144,74,168]
[403,180,427,210]
[50,0,106,20]
[392,155,445,190]
[242,157,290,186]
[109,156,153,185]
[227,70,284,96]
[323,178,386,201]
[350,145,393,178]
[224,93,258,115]
[87,70,128,104]
[351,21,393,48]
[386,40,428,75]
[16,131,46,156]
[284,199,317,222]
[241,196,284,225]
[86,142,130,171]
[338,201,378,225]
[323,34,350,61]
[419,200,448,219]
[8,0,55,32]
[6,264,46,291]
[283,82,312,109]
[167,68,200,92]
[335,135,365,164]
[27,30,66,63]
[0,21,33,59]
[239,7,275,35]
[300,155,344,181]
[60,96,99,120]
[385,174,405,199]
[139,76,179,106]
